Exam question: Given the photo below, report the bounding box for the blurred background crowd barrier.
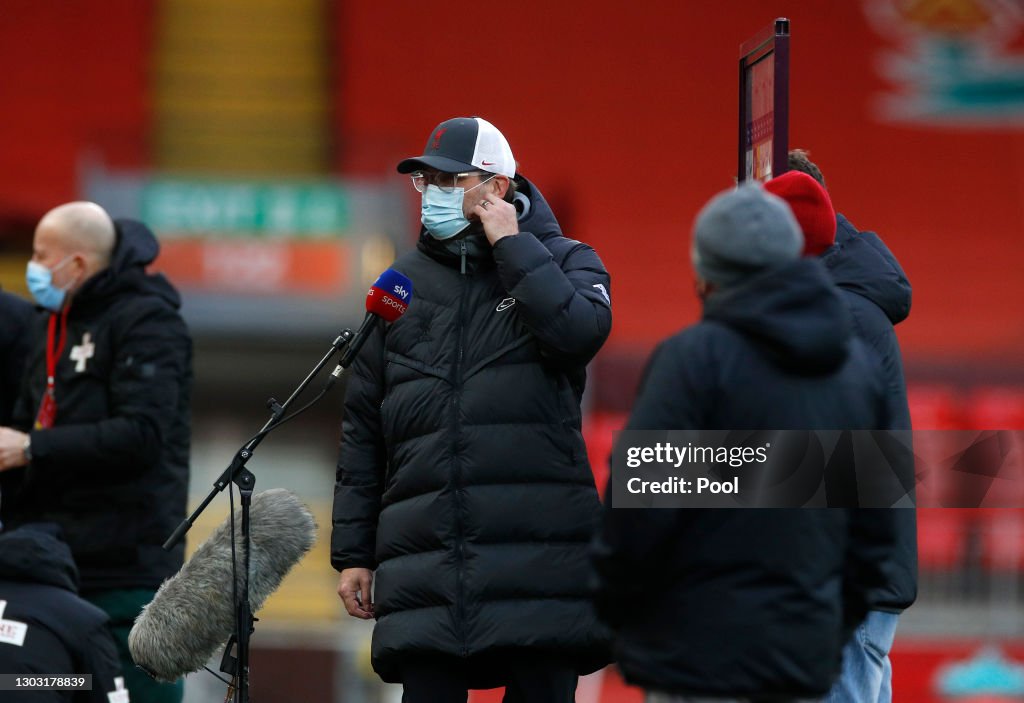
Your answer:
[1,1,1023,701]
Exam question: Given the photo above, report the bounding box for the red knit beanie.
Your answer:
[763,170,836,257]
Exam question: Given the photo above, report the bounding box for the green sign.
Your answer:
[141,180,351,237]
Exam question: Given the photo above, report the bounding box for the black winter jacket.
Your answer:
[331,178,612,683]
[2,220,192,591]
[592,259,899,699]
[0,525,124,703]
[824,213,917,611]
[827,213,911,430]
[0,290,34,427]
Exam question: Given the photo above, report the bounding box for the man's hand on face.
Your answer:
[474,194,519,246]
[0,427,30,472]
[338,567,375,619]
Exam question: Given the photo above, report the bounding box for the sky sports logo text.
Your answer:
[378,294,407,311]
[368,284,410,304]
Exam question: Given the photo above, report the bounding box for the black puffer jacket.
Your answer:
[0,289,34,427]
[3,220,192,591]
[0,525,124,703]
[824,212,917,612]
[331,177,613,682]
[593,260,898,699]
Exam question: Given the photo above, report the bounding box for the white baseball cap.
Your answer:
[397,116,516,178]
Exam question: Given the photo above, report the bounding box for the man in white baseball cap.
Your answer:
[332,116,613,702]
[396,116,519,243]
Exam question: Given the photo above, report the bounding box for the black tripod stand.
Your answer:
[163,326,357,702]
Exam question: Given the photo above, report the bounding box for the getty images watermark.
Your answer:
[611,430,1024,508]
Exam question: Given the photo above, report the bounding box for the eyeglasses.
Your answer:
[410,170,492,194]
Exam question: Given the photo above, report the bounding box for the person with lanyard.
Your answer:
[0,201,192,703]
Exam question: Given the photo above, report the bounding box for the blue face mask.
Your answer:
[26,257,74,311]
[421,185,471,240]
[420,175,497,240]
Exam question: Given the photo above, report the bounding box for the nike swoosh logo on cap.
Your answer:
[481,161,495,166]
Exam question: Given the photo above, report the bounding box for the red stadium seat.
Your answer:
[977,508,1024,572]
[917,509,969,571]
[908,383,963,431]
[966,387,1024,431]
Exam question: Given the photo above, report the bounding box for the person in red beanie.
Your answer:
[763,170,836,257]
[767,152,916,703]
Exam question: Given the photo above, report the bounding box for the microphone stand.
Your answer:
[163,327,356,703]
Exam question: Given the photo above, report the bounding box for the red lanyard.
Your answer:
[46,309,69,384]
[35,309,68,429]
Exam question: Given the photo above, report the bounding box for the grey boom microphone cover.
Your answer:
[128,488,317,681]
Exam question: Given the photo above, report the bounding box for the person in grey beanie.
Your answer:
[592,183,899,701]
[690,182,803,293]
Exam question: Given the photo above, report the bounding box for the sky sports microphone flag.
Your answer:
[334,269,413,371]
[367,269,412,322]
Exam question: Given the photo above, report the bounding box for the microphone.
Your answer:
[333,268,414,373]
[128,489,316,682]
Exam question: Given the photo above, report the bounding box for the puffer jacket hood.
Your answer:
[703,258,853,375]
[826,214,911,325]
[0,524,79,592]
[72,218,181,315]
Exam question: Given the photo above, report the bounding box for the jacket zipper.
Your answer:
[459,239,467,275]
[451,269,470,656]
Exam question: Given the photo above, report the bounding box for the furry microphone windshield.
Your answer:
[128,488,317,682]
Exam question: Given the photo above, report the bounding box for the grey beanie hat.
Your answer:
[691,182,804,289]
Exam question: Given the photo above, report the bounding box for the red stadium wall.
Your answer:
[0,0,153,222]
[2,1,1022,368]
[334,0,1024,367]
